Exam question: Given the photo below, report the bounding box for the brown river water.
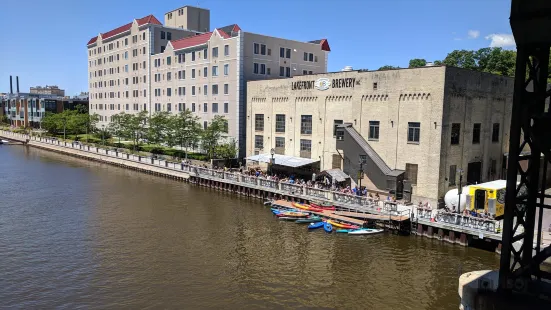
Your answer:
[0,145,499,309]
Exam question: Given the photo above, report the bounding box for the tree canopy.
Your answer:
[408,58,427,68]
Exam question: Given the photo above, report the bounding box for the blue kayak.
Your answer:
[308,222,324,230]
[324,222,333,233]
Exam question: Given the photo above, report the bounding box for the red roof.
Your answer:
[171,29,230,51]
[320,39,331,52]
[87,14,161,46]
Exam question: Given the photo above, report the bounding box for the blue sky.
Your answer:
[0,0,514,96]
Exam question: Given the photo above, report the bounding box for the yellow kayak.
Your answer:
[292,203,310,211]
[327,220,360,229]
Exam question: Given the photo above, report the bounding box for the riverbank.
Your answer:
[0,130,509,251]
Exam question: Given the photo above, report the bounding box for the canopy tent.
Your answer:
[317,169,350,183]
[245,153,319,168]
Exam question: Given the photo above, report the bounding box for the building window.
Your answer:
[167,88,172,97]
[167,56,171,65]
[253,63,259,74]
[224,45,229,56]
[279,66,284,77]
[301,115,312,134]
[303,52,308,61]
[192,69,196,79]
[333,120,343,137]
[286,48,291,59]
[303,70,308,75]
[407,122,420,143]
[309,53,313,62]
[224,102,229,113]
[192,86,196,96]
[192,103,196,112]
[255,114,264,131]
[449,165,457,186]
[373,82,378,90]
[490,159,497,176]
[405,163,418,185]
[492,123,500,142]
[161,31,165,39]
[260,64,266,75]
[212,84,218,95]
[204,121,208,130]
[212,47,218,58]
[203,103,208,112]
[300,139,312,152]
[203,67,208,77]
[203,48,207,59]
[472,123,481,144]
[451,123,461,145]
[261,44,266,55]
[212,66,219,76]
[279,47,285,58]
[167,103,172,112]
[275,137,285,148]
[161,46,165,53]
[275,114,286,133]
[285,67,291,77]
[224,64,229,76]
[224,84,229,95]
[255,135,263,149]
[254,43,260,55]
[212,102,218,113]
[203,85,208,96]
[366,121,379,140]
[167,72,172,81]
[192,51,195,61]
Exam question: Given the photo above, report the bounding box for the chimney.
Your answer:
[9,76,13,94]
[16,76,19,93]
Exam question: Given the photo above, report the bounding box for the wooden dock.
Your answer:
[271,200,409,227]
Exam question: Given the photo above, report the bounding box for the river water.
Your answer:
[0,145,499,309]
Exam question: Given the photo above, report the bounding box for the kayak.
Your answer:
[295,216,322,224]
[348,228,384,235]
[278,217,299,221]
[308,222,324,230]
[277,212,309,218]
[327,220,360,230]
[293,203,323,213]
[336,229,353,233]
[324,222,333,233]
[310,201,336,211]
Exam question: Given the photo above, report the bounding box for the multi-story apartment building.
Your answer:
[87,5,330,157]
[30,85,65,97]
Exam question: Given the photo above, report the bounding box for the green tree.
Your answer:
[122,111,148,151]
[147,112,171,145]
[408,58,427,68]
[201,115,228,159]
[41,112,63,134]
[378,65,400,70]
[215,139,238,159]
[107,113,125,145]
[442,49,478,70]
[169,110,202,157]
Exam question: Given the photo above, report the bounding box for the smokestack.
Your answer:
[16,76,19,93]
[9,76,13,94]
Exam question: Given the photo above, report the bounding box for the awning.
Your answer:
[246,153,319,168]
[318,169,350,182]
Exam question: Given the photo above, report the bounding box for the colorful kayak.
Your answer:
[326,220,360,230]
[308,222,324,230]
[310,201,336,211]
[295,216,322,224]
[277,212,309,218]
[336,229,353,233]
[324,222,333,233]
[278,217,299,221]
[293,202,323,213]
[348,228,384,235]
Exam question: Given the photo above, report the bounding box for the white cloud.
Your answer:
[485,34,515,47]
[467,30,480,39]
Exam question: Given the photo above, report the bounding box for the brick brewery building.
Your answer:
[86,5,330,156]
[246,66,514,204]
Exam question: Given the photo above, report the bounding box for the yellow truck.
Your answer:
[464,180,508,219]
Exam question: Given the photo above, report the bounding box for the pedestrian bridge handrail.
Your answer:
[433,210,498,233]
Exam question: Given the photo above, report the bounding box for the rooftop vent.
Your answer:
[341,66,353,72]
[425,62,435,67]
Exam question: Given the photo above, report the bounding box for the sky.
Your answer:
[0,0,514,96]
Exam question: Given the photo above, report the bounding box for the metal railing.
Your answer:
[0,130,502,236]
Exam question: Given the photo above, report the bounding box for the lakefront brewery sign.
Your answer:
[291,77,357,91]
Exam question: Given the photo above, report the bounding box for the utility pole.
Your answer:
[457,168,463,213]
[359,160,363,190]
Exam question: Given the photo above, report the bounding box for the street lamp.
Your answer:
[270,148,275,176]
[101,124,105,146]
[457,168,464,213]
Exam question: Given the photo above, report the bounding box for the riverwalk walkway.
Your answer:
[0,130,508,248]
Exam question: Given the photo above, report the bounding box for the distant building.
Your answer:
[3,93,88,128]
[30,85,65,97]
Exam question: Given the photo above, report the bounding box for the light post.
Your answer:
[270,148,275,176]
[359,156,365,190]
[101,124,105,146]
[457,168,464,213]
